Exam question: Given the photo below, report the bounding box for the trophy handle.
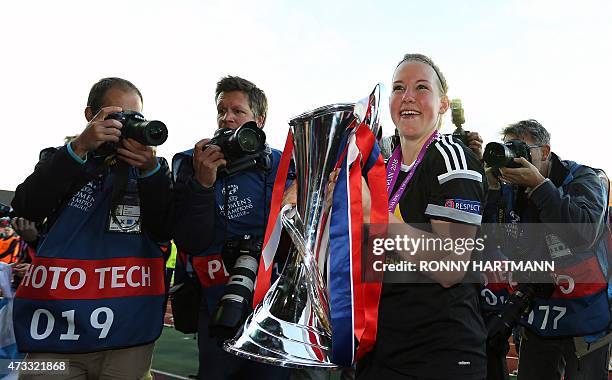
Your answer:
[368,83,383,138]
[354,83,383,138]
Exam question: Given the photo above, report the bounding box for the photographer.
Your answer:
[173,76,289,380]
[481,120,610,380]
[11,77,173,379]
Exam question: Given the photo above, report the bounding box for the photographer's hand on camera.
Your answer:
[466,132,484,160]
[193,138,227,188]
[116,138,158,174]
[498,157,546,189]
[485,165,501,190]
[71,106,123,158]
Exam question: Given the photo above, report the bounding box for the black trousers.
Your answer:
[356,353,485,380]
[197,294,290,380]
[517,329,609,380]
[486,337,510,380]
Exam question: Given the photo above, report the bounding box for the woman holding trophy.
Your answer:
[357,54,487,379]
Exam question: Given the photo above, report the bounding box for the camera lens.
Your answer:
[236,128,262,153]
[209,254,259,339]
[149,126,164,140]
[144,121,168,146]
[483,142,514,168]
[484,140,532,169]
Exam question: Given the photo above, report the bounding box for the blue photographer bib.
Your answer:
[13,167,165,353]
[481,162,611,337]
[172,149,283,314]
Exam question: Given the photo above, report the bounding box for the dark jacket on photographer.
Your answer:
[481,152,611,340]
[10,144,173,353]
[12,145,174,243]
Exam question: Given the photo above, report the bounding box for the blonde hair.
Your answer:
[396,53,448,95]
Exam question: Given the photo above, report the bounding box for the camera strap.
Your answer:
[574,332,612,359]
[106,162,141,234]
[219,149,272,178]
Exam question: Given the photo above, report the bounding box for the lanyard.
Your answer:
[386,130,439,212]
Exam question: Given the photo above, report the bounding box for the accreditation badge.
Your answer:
[546,233,572,259]
[107,191,141,234]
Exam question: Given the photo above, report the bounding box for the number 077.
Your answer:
[527,306,566,330]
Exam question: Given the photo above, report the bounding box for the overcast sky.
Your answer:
[1,0,610,192]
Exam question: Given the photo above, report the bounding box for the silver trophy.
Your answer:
[224,86,382,368]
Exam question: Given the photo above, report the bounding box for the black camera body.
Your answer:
[105,111,168,147]
[483,140,532,169]
[208,121,266,160]
[209,235,263,341]
[486,282,555,345]
[452,126,470,146]
[207,121,267,177]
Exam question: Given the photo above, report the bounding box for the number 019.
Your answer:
[30,307,114,340]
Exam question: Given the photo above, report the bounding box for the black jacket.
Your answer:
[484,152,608,249]
[171,153,216,254]
[12,145,174,243]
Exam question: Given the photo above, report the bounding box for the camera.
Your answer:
[483,140,532,169]
[206,121,267,177]
[209,235,263,341]
[486,282,555,345]
[208,121,266,160]
[105,111,168,146]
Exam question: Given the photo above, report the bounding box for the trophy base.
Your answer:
[223,273,339,369]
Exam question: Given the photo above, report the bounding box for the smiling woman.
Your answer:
[356,54,487,380]
[390,54,448,140]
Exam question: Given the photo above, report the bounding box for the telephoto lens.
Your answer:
[209,237,262,341]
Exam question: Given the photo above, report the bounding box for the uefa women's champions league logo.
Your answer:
[68,181,98,213]
[221,184,239,198]
[218,184,254,220]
